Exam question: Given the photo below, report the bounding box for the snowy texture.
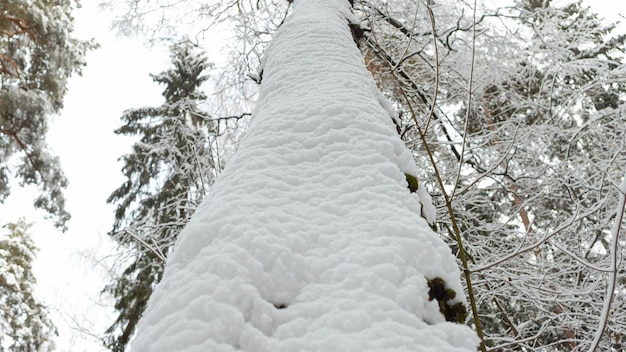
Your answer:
[131,0,478,350]
[0,220,56,351]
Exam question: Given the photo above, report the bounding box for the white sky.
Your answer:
[0,0,624,350]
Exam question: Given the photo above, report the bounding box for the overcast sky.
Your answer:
[0,0,624,350]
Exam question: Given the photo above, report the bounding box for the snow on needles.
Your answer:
[131,0,479,350]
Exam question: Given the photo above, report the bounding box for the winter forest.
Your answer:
[1,0,626,351]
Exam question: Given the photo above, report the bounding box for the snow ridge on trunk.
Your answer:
[131,0,478,350]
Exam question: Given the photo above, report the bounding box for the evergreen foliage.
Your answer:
[0,0,94,231]
[0,219,57,352]
[103,41,219,352]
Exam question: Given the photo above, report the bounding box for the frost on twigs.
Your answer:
[130,0,478,350]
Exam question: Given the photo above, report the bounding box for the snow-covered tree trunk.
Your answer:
[131,0,478,350]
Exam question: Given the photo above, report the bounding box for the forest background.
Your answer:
[0,0,625,351]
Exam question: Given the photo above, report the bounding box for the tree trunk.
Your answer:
[130,0,478,350]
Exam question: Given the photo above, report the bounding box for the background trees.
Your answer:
[0,0,94,230]
[0,219,57,351]
[364,0,626,350]
[102,0,626,350]
[0,1,92,349]
[103,41,223,351]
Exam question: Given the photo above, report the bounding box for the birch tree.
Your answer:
[130,0,477,350]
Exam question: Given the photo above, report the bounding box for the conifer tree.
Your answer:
[0,219,57,352]
[0,0,94,230]
[103,41,219,352]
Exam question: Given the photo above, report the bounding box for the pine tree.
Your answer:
[103,40,218,352]
[0,0,94,230]
[0,219,57,352]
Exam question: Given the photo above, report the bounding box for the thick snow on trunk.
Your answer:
[131,0,479,350]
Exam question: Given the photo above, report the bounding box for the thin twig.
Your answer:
[423,1,439,132]
[587,170,626,351]
[451,0,478,199]
[399,86,487,352]
[122,229,167,263]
